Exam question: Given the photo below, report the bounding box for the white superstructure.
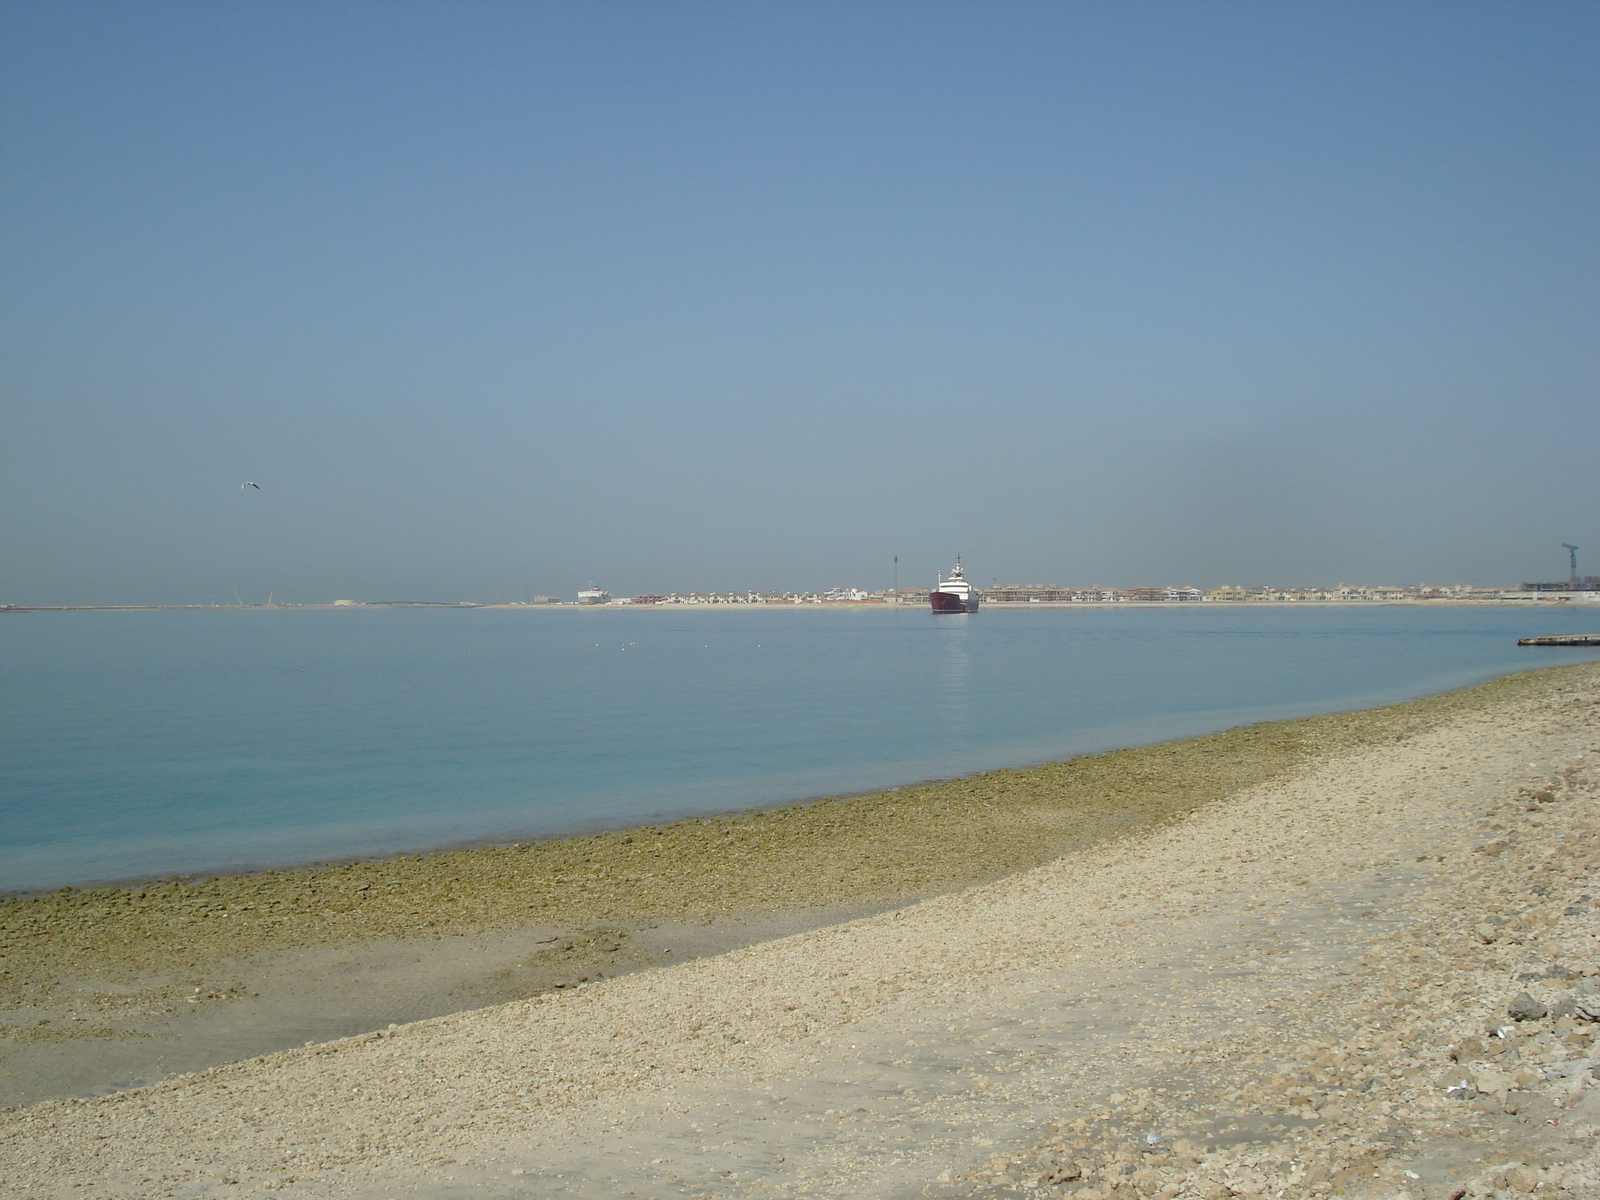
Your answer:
[931,558,980,612]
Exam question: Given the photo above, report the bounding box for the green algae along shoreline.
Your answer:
[4,662,1593,1021]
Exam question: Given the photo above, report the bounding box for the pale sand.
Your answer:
[4,663,1599,1199]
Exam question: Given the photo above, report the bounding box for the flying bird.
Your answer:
[242,481,261,489]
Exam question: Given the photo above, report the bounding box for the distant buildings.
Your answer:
[979,581,1598,603]
[552,577,1600,608]
[1521,577,1599,592]
[633,588,883,605]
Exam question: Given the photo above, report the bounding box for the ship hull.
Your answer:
[930,591,979,613]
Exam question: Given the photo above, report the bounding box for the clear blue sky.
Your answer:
[3,1,1595,603]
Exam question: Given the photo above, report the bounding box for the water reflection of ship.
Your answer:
[936,611,972,731]
[930,558,980,613]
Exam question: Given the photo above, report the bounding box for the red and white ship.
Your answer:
[930,558,980,613]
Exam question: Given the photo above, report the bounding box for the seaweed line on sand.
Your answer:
[2,663,1590,1017]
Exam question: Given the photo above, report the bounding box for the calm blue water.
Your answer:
[3,604,1598,893]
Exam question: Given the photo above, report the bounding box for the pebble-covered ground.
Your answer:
[3,661,1598,1199]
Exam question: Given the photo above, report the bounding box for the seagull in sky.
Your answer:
[242,481,261,489]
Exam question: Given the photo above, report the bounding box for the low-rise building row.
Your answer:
[571,580,1600,606]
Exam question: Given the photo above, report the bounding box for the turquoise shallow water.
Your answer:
[2,604,1598,892]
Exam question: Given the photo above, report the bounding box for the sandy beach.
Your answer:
[3,661,1599,1199]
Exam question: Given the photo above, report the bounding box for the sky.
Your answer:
[2,1,1596,604]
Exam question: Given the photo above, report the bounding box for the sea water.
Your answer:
[3,604,1597,892]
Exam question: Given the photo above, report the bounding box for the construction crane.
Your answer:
[1563,544,1579,585]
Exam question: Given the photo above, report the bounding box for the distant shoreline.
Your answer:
[5,598,1597,613]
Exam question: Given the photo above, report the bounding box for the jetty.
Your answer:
[1518,632,1600,646]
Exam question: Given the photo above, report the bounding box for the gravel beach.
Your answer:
[4,661,1599,1199]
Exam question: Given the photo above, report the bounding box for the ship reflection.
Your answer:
[936,618,971,733]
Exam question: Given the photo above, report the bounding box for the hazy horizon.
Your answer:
[3,2,1596,606]
[4,575,1592,609]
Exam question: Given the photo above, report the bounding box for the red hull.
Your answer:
[930,591,979,613]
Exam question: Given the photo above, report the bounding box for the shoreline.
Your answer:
[8,647,1600,900]
[3,661,1597,1196]
[5,598,1599,613]
[0,663,1592,1110]
[4,662,1581,904]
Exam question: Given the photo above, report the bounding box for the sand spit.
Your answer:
[3,662,1600,1199]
